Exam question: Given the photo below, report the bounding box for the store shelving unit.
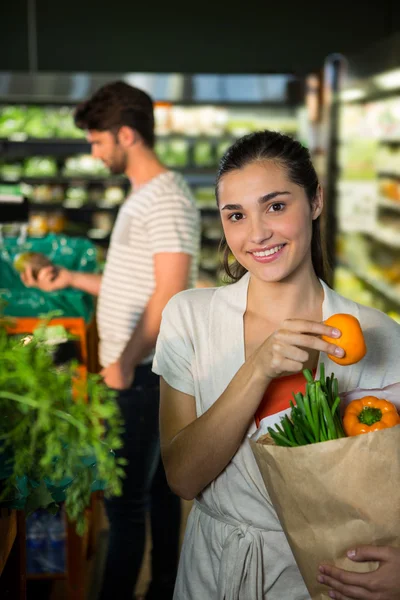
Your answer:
[0,72,304,285]
[332,34,400,320]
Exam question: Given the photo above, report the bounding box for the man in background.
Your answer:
[23,81,200,600]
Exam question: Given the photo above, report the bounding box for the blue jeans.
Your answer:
[99,364,181,600]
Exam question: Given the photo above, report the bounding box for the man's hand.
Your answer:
[318,545,400,599]
[21,266,73,292]
[101,360,135,391]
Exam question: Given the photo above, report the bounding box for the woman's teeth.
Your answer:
[252,244,284,257]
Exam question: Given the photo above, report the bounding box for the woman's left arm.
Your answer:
[318,546,400,599]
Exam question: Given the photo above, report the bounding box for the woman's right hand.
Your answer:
[254,319,344,380]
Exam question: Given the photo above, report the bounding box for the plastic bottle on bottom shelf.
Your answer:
[26,511,47,574]
[45,510,66,573]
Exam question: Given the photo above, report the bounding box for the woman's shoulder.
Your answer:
[162,285,220,321]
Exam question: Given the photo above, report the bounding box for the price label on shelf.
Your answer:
[337,180,379,233]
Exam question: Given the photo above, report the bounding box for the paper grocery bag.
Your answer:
[250,425,400,600]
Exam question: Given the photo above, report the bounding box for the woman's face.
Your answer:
[218,160,322,283]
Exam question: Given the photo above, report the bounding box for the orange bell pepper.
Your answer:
[343,396,400,436]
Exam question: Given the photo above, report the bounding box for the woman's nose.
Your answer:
[249,218,272,245]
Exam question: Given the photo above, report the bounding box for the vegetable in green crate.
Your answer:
[267,363,346,446]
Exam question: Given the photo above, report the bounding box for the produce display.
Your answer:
[0,316,124,533]
[0,105,84,139]
[0,102,301,285]
[336,87,400,317]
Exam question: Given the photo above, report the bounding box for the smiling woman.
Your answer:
[152,130,400,600]
[216,131,328,284]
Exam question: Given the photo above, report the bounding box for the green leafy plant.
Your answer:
[0,314,125,534]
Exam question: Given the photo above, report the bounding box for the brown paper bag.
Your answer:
[250,425,400,600]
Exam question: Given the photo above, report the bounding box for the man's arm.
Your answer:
[101,252,192,389]
[22,266,102,296]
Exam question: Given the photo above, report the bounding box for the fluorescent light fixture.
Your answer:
[340,88,366,101]
[374,69,400,90]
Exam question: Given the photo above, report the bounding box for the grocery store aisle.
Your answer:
[88,498,192,600]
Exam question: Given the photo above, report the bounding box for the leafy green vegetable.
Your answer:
[0,314,125,534]
[267,364,346,447]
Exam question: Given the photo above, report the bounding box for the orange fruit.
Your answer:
[322,313,367,366]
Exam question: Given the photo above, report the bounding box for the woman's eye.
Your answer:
[228,212,243,222]
[268,202,285,212]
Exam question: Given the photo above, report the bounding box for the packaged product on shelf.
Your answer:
[47,212,66,234]
[194,186,216,207]
[104,184,125,206]
[64,184,89,207]
[216,139,233,160]
[196,107,228,136]
[157,138,189,167]
[378,177,400,200]
[193,140,215,167]
[30,184,54,203]
[63,154,107,176]
[92,211,115,235]
[28,213,49,237]
[154,102,172,136]
[24,157,58,177]
[24,106,52,138]
[0,106,26,137]
[52,106,84,138]
[338,140,378,180]
[0,162,23,181]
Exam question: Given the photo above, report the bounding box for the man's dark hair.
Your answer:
[74,81,155,148]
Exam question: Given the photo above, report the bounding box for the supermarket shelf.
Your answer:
[28,200,217,214]
[1,176,127,185]
[28,201,120,212]
[378,197,400,213]
[0,138,89,158]
[181,171,216,186]
[377,172,400,180]
[379,139,400,146]
[339,262,400,306]
[365,227,400,249]
[0,168,215,186]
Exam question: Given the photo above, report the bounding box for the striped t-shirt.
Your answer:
[97,170,200,367]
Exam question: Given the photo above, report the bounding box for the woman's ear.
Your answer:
[312,185,324,220]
